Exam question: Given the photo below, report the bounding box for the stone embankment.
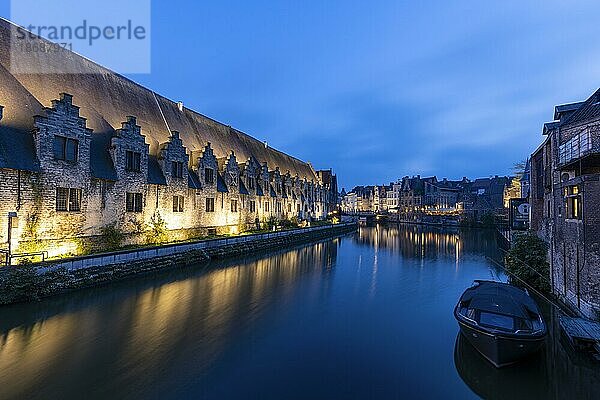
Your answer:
[0,223,357,305]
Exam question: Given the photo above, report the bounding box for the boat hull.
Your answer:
[458,320,545,368]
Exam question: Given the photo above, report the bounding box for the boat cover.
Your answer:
[459,281,540,319]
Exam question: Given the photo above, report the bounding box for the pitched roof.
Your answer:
[0,61,44,171]
[90,131,118,180]
[188,169,202,189]
[239,179,249,195]
[0,125,40,171]
[561,88,600,126]
[543,121,560,135]
[0,18,320,182]
[147,156,167,185]
[216,172,228,193]
[554,102,585,121]
[256,183,264,197]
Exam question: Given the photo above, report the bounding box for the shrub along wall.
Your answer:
[0,223,357,305]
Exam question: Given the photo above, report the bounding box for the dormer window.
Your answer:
[53,135,78,162]
[247,177,255,190]
[205,168,214,184]
[125,151,141,172]
[171,161,184,179]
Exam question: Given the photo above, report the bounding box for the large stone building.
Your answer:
[0,20,336,260]
[531,89,600,319]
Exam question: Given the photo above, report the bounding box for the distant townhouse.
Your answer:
[373,185,390,212]
[356,186,375,212]
[342,190,358,213]
[400,176,426,212]
[459,176,511,221]
[423,177,468,212]
[386,181,402,212]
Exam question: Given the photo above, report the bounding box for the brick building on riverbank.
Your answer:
[0,20,337,260]
[530,89,600,319]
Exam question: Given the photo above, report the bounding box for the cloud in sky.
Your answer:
[2,0,599,189]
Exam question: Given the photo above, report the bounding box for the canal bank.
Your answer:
[0,222,357,305]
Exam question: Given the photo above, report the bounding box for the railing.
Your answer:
[36,222,357,273]
[0,250,49,266]
[559,129,593,165]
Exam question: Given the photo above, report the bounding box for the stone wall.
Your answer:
[0,223,357,305]
[0,94,335,259]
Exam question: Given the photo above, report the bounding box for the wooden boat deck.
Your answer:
[560,316,600,356]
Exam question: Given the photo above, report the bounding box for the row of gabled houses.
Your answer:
[341,175,517,221]
[0,19,338,260]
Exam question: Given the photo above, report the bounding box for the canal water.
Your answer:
[0,225,598,400]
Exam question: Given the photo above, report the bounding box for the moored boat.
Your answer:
[454,280,547,368]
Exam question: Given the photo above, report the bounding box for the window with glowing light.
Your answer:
[565,185,581,220]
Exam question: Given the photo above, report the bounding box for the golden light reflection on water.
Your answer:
[0,241,338,400]
[355,224,498,262]
[0,227,595,400]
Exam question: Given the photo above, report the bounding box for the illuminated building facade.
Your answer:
[343,175,514,221]
[341,185,389,213]
[0,20,336,259]
[532,89,600,319]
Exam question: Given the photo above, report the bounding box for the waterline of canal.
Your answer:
[0,225,597,399]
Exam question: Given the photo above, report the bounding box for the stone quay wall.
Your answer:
[0,223,357,305]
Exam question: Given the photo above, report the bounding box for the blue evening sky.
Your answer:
[2,1,599,189]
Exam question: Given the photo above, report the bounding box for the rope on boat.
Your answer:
[485,256,567,314]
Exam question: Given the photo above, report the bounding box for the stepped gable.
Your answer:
[0,18,318,182]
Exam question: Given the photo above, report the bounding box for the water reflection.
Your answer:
[0,240,339,400]
[454,301,600,400]
[355,223,502,261]
[0,226,597,399]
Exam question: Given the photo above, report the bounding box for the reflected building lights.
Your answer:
[0,241,339,399]
[353,225,491,264]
